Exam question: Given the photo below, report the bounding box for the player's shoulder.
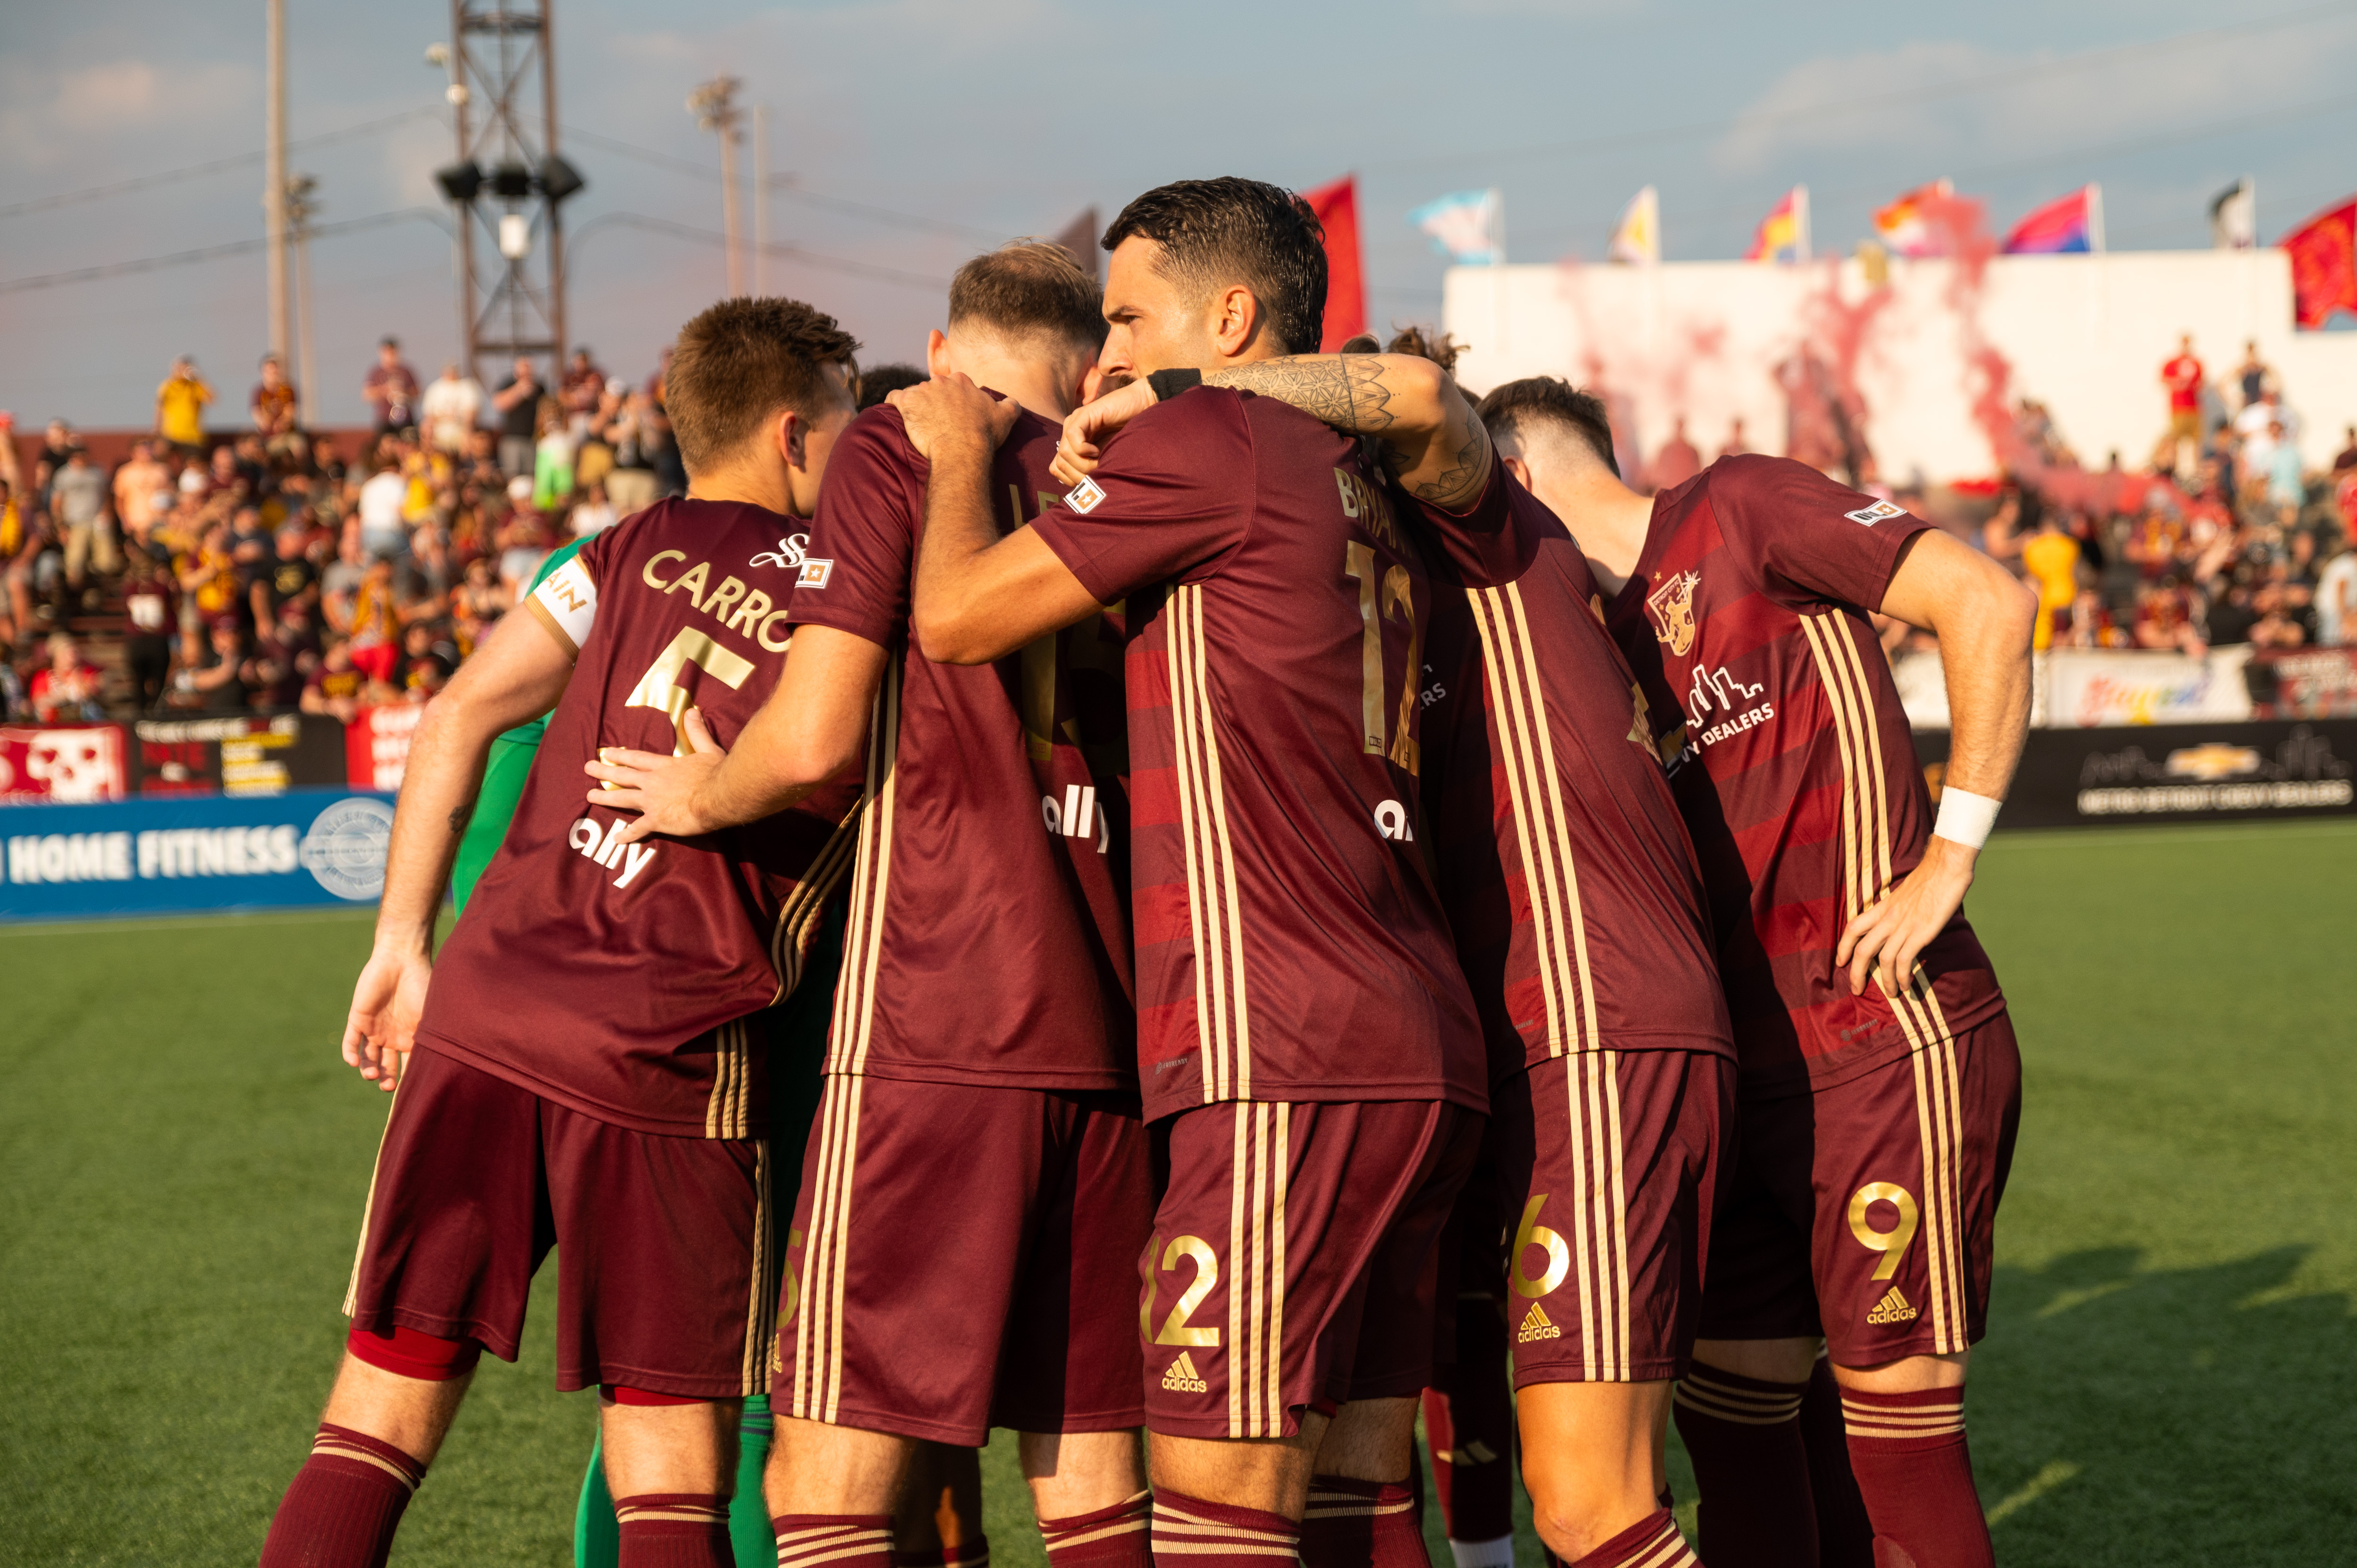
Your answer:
[836,401,919,465]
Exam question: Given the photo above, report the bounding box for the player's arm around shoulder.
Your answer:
[901,373,1099,666]
[1834,527,2036,997]
[344,596,578,1092]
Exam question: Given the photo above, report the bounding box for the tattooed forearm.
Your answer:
[1205,355,1396,433]
[1410,416,1492,510]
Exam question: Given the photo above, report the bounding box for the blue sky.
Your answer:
[3,0,2352,426]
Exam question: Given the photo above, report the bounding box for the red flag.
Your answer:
[1301,175,1365,352]
[2282,199,2357,330]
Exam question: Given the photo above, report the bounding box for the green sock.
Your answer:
[731,1395,776,1567]
[574,1433,620,1568]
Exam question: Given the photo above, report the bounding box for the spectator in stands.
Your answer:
[399,619,456,701]
[363,337,420,436]
[155,356,213,457]
[252,525,320,630]
[2020,509,2081,652]
[1649,416,1702,492]
[252,353,301,453]
[2249,573,2315,649]
[2265,420,2304,521]
[569,481,616,538]
[29,632,105,721]
[177,521,241,628]
[532,396,575,511]
[2231,340,2272,411]
[560,346,606,435]
[598,386,660,515]
[2131,578,2203,656]
[112,440,171,555]
[356,458,408,562]
[2334,425,2357,473]
[1718,415,1749,460]
[492,356,542,477]
[2160,335,2203,464]
[178,617,253,710]
[2316,537,2356,647]
[495,483,553,600]
[301,637,365,722]
[11,505,70,633]
[420,361,485,456]
[50,445,118,611]
[346,556,402,685]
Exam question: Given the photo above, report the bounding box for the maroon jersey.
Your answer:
[787,403,1134,1092]
[1030,387,1483,1122]
[1600,457,2005,1095]
[1409,458,1731,1083]
[417,498,861,1137]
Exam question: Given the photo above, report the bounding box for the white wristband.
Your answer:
[1933,787,2001,850]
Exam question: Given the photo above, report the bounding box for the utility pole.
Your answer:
[287,175,320,427]
[752,104,768,297]
[264,0,291,369]
[430,3,585,382]
[689,76,745,296]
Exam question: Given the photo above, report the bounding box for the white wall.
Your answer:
[1442,249,2357,484]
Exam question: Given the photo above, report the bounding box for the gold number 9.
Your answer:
[1510,1195,1571,1299]
[1847,1183,1920,1281]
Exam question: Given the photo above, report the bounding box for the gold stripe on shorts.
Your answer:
[789,1073,865,1422]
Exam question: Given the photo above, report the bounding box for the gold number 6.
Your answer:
[1510,1194,1571,1299]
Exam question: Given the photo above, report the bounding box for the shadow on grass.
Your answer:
[1971,1245,2357,1565]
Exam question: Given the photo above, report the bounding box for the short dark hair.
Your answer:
[1103,177,1327,358]
[1475,377,1619,478]
[1383,325,1464,373]
[666,297,860,474]
[949,241,1105,350]
[856,364,926,412]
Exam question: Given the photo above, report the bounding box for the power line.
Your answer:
[568,211,950,290]
[561,125,1007,244]
[0,209,450,296]
[1362,0,2357,176]
[0,107,439,222]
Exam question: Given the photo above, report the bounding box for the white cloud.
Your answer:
[0,55,254,171]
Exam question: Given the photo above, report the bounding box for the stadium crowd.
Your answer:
[8,323,2354,731]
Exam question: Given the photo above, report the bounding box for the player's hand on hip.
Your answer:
[1835,836,1977,998]
[343,946,432,1093]
[585,705,726,846]
[889,372,1018,460]
[1051,376,1159,487]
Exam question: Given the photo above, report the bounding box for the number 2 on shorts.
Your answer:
[1139,1235,1221,1346]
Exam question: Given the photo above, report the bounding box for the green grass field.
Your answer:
[4,818,2353,1565]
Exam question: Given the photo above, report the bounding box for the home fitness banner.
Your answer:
[0,787,397,923]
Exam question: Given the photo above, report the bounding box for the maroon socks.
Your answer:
[1799,1356,1875,1568]
[1672,1364,1816,1567]
[615,1493,732,1567]
[1039,1489,1152,1568]
[1151,1489,1303,1568]
[1301,1476,1429,1568]
[1840,1386,1993,1568]
[775,1514,897,1568]
[256,1423,428,1568]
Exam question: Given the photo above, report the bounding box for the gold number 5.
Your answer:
[1139,1234,1222,1346]
[626,628,756,755]
[1847,1182,1921,1281]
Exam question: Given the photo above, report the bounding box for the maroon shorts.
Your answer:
[1698,1010,2022,1363]
[344,1043,776,1399]
[778,1075,1152,1446]
[1142,1099,1481,1440]
[1492,1049,1733,1386]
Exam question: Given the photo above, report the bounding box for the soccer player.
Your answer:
[1476,379,2033,1568]
[582,242,1154,1568]
[898,178,1486,1568]
[1054,349,1738,1568]
[257,296,865,1568]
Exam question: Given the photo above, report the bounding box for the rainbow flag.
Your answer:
[1408,188,1504,266]
[1744,186,1810,263]
[1873,179,1953,257]
[2004,184,2103,254]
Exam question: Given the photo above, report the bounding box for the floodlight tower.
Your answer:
[429,3,586,383]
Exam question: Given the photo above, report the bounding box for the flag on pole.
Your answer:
[2210,178,2257,249]
[1607,186,1659,265]
[1873,179,1954,257]
[1052,208,1099,283]
[1301,176,1366,352]
[1743,186,1810,263]
[2003,184,2103,254]
[2281,198,2357,330]
[1408,188,1504,266]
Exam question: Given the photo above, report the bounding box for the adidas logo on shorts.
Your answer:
[1866,1286,1918,1325]
[1161,1352,1210,1394]
[1516,1303,1563,1344]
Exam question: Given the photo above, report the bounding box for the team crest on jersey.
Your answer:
[796,557,834,589]
[1644,570,1701,656]
[750,533,810,569]
[1845,499,1905,527]
[1065,476,1107,514]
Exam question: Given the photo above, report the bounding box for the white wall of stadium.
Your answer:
[1442,248,2357,481]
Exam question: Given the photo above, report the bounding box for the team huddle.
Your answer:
[257,178,2038,1568]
